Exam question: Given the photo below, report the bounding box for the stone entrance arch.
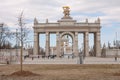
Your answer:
[60,32,78,56]
[33,7,101,57]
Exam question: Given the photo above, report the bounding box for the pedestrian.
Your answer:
[38,56,39,58]
[32,57,34,60]
[6,58,9,64]
[115,56,117,61]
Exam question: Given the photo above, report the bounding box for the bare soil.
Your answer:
[10,70,39,76]
[0,64,120,80]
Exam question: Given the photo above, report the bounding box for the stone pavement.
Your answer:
[23,58,78,64]
[84,57,120,64]
[12,57,120,64]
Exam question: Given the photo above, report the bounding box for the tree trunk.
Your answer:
[20,41,23,72]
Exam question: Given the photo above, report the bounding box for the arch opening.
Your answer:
[60,32,74,58]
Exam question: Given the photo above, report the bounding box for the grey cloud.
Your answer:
[0,0,120,28]
[0,0,120,46]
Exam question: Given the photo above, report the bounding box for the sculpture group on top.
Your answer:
[62,6,72,19]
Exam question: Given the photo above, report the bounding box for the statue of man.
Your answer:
[63,6,70,17]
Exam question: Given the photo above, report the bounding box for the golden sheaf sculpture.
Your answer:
[62,6,70,17]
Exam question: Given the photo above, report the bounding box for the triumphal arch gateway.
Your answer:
[33,6,101,57]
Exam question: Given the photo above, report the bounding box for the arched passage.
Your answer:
[60,32,78,57]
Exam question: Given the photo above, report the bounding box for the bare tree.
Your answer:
[113,40,120,49]
[16,11,29,72]
[0,23,11,49]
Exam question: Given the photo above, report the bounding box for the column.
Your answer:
[33,32,39,55]
[56,32,61,57]
[84,32,89,56]
[45,32,50,56]
[94,32,101,57]
[74,32,78,56]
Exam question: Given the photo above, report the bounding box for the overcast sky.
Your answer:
[0,0,120,47]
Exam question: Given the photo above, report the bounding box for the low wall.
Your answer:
[105,49,120,57]
[0,49,28,64]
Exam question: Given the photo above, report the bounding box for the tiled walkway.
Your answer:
[12,57,120,64]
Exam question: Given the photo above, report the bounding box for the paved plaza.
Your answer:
[1,56,120,65]
[11,57,120,64]
[84,57,120,64]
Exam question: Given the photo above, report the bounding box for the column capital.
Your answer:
[56,32,60,36]
[34,32,38,35]
[46,32,50,34]
[75,32,78,40]
[75,32,78,34]
[56,32,60,34]
[85,31,89,34]
[96,32,100,36]
[75,32,78,36]
[46,32,49,34]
